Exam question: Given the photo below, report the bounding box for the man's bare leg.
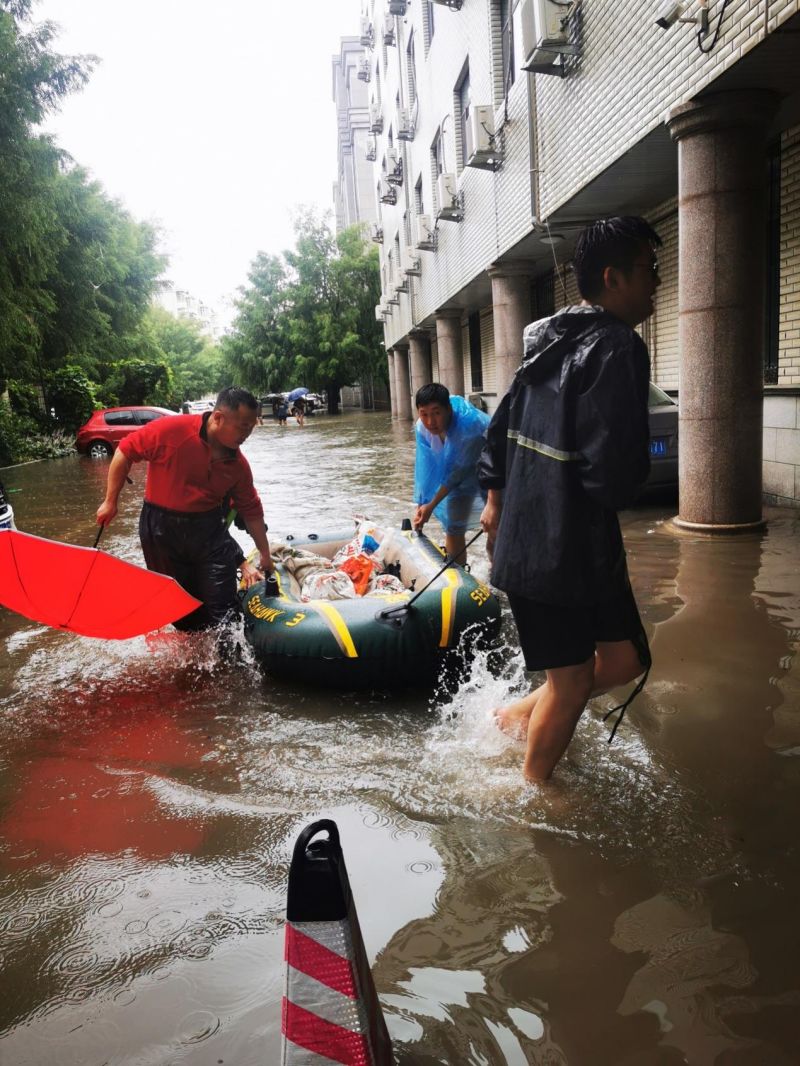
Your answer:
[495,639,644,740]
[445,533,467,567]
[523,660,596,782]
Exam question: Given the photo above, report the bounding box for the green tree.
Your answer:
[222,212,385,413]
[145,305,223,401]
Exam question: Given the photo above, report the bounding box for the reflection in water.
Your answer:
[1,415,800,1063]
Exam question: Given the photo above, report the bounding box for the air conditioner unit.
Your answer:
[521,0,580,75]
[370,221,383,244]
[466,105,503,170]
[388,0,407,15]
[369,104,383,133]
[405,247,422,275]
[381,297,393,315]
[386,147,403,186]
[379,178,397,205]
[396,108,414,142]
[416,214,436,251]
[383,13,396,45]
[431,0,463,8]
[357,57,371,82]
[365,135,377,162]
[394,276,409,294]
[359,16,374,47]
[436,172,462,221]
[375,303,387,322]
[386,289,401,306]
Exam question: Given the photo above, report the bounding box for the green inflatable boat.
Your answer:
[240,524,501,689]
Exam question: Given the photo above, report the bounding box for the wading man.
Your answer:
[413,383,491,566]
[96,386,276,631]
[478,217,660,781]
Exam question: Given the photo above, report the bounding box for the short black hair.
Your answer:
[215,387,258,412]
[572,217,663,301]
[416,382,451,409]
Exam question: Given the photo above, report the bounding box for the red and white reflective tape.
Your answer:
[282,908,391,1065]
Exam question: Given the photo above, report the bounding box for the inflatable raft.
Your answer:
[241,524,501,689]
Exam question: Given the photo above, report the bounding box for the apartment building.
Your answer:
[356,0,800,531]
[333,38,380,231]
[156,281,223,343]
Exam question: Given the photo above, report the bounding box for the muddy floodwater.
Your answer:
[2,411,800,1065]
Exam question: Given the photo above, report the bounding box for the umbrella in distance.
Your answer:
[287,388,309,401]
[0,529,202,639]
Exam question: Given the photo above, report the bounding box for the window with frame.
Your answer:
[415,175,424,217]
[500,0,515,96]
[406,31,417,107]
[104,411,137,426]
[425,1,435,49]
[458,68,471,169]
[468,313,483,391]
[765,139,780,385]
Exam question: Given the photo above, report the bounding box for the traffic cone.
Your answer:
[282,819,393,1065]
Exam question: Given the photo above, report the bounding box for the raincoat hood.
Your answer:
[517,305,609,386]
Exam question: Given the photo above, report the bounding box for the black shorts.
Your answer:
[507,584,646,672]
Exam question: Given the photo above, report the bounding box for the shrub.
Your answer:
[45,366,97,431]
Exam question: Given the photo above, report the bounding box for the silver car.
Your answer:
[647,382,678,488]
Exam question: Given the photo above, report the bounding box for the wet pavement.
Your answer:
[1,411,800,1065]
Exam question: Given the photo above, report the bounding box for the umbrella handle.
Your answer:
[93,524,105,550]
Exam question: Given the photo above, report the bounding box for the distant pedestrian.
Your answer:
[478,216,661,781]
[294,397,305,427]
[413,383,490,567]
[278,400,289,426]
[256,400,264,426]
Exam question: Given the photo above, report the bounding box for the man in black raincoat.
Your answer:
[477,217,662,782]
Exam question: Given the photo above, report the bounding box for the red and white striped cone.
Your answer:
[282,820,393,1066]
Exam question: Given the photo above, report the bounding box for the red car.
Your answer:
[76,406,177,459]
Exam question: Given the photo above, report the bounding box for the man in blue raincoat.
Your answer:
[413,384,491,566]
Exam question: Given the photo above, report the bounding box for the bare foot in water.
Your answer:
[493,690,543,739]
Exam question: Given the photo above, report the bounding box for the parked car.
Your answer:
[76,407,177,459]
[185,399,215,413]
[647,382,678,488]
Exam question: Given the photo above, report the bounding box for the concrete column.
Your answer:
[408,329,432,405]
[393,344,413,420]
[386,349,397,418]
[435,310,465,397]
[488,260,533,399]
[668,91,779,533]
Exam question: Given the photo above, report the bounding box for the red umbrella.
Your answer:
[0,529,202,639]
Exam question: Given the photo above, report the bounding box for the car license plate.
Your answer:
[651,438,667,456]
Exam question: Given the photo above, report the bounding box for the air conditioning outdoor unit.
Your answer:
[388,0,407,15]
[381,297,393,315]
[370,221,383,244]
[369,105,383,134]
[383,13,396,45]
[357,57,371,83]
[387,289,401,306]
[405,247,422,275]
[416,214,436,251]
[375,303,387,322]
[365,135,377,162]
[396,107,414,142]
[521,0,580,75]
[466,105,503,170]
[436,172,462,221]
[379,178,397,205]
[431,0,464,8]
[386,147,403,186]
[394,276,409,294]
[359,16,374,47]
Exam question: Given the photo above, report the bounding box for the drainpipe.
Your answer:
[527,67,540,223]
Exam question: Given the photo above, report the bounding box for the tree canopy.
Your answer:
[222,210,385,413]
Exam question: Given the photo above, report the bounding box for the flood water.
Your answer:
[2,411,800,1065]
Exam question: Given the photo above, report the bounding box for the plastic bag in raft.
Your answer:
[301,570,357,602]
[365,574,406,597]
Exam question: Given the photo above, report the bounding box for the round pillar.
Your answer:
[408,329,432,406]
[435,310,465,397]
[386,349,397,418]
[488,260,533,399]
[393,344,412,420]
[668,91,779,533]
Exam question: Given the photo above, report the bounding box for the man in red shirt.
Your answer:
[96,387,275,631]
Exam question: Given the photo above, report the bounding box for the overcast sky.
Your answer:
[35,0,363,318]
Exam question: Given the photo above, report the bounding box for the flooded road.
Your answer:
[2,411,800,1065]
